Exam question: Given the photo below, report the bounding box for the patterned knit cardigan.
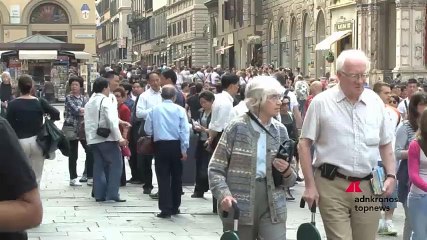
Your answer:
[208,114,297,226]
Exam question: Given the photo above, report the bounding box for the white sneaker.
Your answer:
[377,219,386,234]
[69,178,82,186]
[87,178,93,186]
[383,220,398,236]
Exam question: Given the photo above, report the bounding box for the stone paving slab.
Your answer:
[26,106,405,240]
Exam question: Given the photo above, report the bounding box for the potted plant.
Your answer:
[325,51,335,63]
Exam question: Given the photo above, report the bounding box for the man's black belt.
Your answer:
[336,171,372,181]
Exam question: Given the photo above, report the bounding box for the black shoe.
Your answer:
[191,193,204,198]
[143,189,152,194]
[149,192,159,199]
[96,198,106,202]
[296,176,304,182]
[156,212,171,218]
[112,198,127,202]
[79,176,88,182]
[128,179,143,184]
[181,191,185,195]
[172,209,181,215]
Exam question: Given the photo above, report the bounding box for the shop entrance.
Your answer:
[337,34,352,57]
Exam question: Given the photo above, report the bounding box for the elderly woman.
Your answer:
[208,76,297,239]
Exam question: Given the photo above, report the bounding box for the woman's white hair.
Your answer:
[336,49,370,72]
[245,76,284,113]
[1,71,10,79]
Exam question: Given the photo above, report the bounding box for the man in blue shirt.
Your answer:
[144,85,190,218]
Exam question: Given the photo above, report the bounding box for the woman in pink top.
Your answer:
[407,109,427,240]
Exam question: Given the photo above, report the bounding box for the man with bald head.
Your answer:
[144,84,190,218]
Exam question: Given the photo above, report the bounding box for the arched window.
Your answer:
[268,22,275,64]
[316,11,326,78]
[30,3,69,24]
[303,14,312,75]
[279,19,286,67]
[290,17,297,70]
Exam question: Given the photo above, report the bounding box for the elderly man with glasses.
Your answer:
[299,49,396,240]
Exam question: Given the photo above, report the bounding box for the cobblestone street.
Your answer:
[27,106,405,240]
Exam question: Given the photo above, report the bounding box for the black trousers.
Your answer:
[128,122,142,181]
[194,140,211,193]
[211,132,222,213]
[154,140,182,214]
[141,154,154,190]
[69,139,93,179]
[121,156,126,186]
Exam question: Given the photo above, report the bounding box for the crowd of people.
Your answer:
[1,49,427,240]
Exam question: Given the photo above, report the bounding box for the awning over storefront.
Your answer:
[315,30,352,51]
[19,50,57,60]
[65,51,91,60]
[216,45,234,53]
[0,50,14,58]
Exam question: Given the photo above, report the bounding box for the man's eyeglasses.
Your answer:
[340,71,369,80]
[389,100,397,104]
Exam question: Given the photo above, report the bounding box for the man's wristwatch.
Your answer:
[386,174,396,179]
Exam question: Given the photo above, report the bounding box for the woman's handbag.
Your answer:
[137,136,154,155]
[62,124,77,140]
[37,116,66,158]
[121,145,131,157]
[96,98,111,138]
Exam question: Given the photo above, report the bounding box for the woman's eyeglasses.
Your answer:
[389,100,397,104]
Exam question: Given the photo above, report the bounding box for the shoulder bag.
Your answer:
[246,111,295,187]
[96,97,111,138]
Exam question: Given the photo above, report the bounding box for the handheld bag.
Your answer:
[220,202,240,240]
[297,199,321,240]
[96,98,111,138]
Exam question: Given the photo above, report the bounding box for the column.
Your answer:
[393,0,427,81]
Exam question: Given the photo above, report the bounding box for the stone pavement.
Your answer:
[27,105,405,240]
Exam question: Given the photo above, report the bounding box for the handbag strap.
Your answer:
[246,111,288,150]
[98,97,105,128]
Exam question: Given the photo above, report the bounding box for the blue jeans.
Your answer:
[407,192,427,240]
[91,141,123,200]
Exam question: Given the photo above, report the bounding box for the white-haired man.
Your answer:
[298,49,396,240]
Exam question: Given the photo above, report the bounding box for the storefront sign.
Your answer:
[335,21,353,31]
[75,34,95,39]
[10,5,20,24]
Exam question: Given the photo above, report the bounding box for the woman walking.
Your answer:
[209,76,296,239]
[395,92,427,240]
[191,90,215,198]
[63,76,93,186]
[407,108,427,240]
[6,75,60,184]
[84,77,127,202]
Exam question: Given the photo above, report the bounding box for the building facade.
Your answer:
[263,0,427,82]
[96,0,132,65]
[0,0,97,58]
[205,0,263,70]
[166,0,209,68]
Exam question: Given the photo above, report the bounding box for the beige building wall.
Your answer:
[0,0,97,61]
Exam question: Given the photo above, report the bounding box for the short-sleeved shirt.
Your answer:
[0,117,38,239]
[397,97,409,115]
[300,85,393,178]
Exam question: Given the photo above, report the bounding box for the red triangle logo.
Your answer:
[346,181,362,192]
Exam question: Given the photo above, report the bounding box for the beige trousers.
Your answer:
[315,169,380,240]
[222,180,287,240]
[19,136,44,185]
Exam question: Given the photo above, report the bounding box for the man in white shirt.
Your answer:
[373,82,400,236]
[135,72,162,194]
[85,77,127,202]
[397,78,418,120]
[299,50,396,240]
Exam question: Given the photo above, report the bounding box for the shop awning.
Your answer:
[216,45,234,53]
[0,50,13,58]
[315,30,352,51]
[19,50,57,60]
[66,51,91,60]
